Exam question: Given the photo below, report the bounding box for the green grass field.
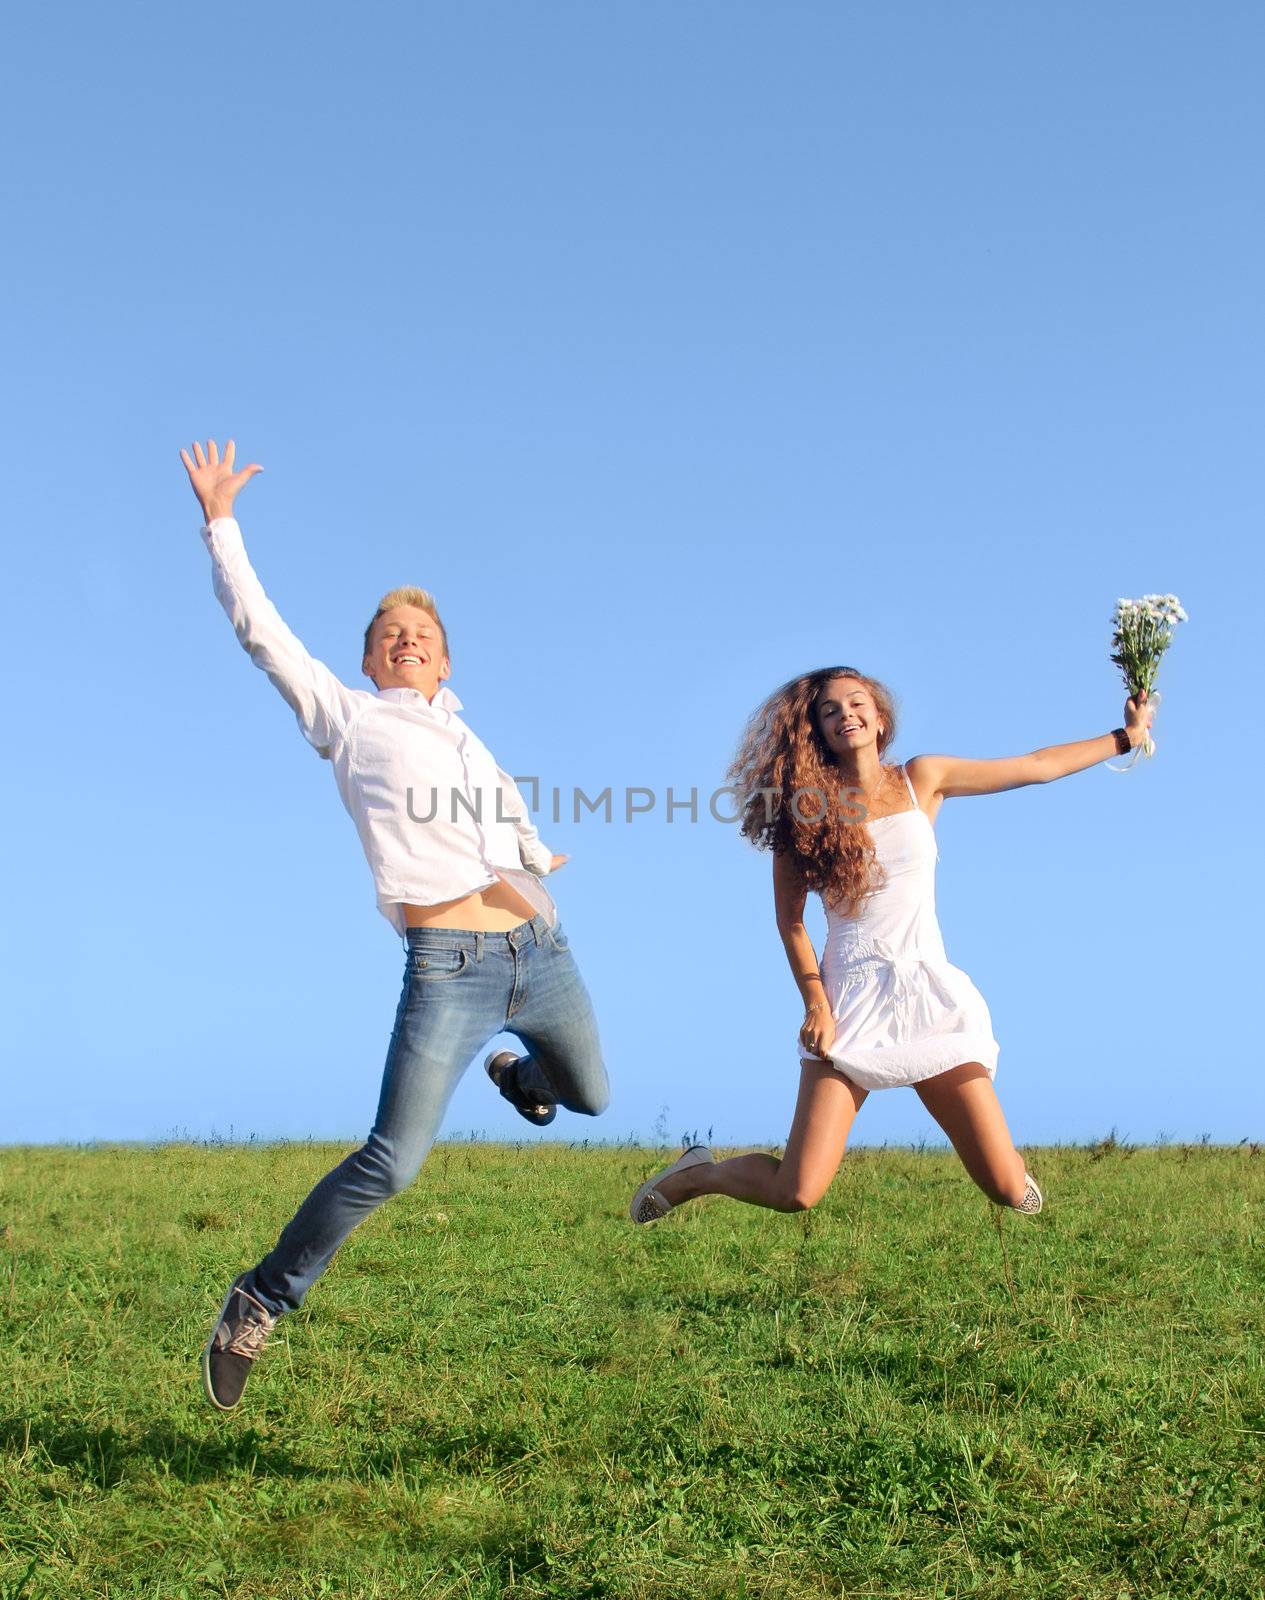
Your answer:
[1,1141,1261,1599]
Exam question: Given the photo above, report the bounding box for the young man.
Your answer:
[183,440,609,1411]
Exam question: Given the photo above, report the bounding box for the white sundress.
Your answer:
[804,763,1000,1090]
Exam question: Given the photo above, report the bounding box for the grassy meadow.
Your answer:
[0,1140,1261,1599]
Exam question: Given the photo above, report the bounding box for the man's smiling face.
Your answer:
[363,604,451,700]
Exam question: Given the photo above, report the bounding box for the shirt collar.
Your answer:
[376,684,464,713]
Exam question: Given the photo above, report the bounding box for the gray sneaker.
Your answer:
[630,1144,715,1224]
[1015,1172,1044,1215]
[202,1274,277,1411]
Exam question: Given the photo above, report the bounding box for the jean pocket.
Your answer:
[409,947,471,982]
[546,924,570,953]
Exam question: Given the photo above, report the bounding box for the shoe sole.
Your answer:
[484,1051,556,1126]
[202,1275,248,1412]
[630,1145,715,1224]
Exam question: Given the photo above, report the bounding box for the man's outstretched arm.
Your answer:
[183,438,358,759]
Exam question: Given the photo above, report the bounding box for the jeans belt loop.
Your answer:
[475,931,484,963]
[532,917,542,946]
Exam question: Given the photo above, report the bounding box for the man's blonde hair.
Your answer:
[362,586,449,662]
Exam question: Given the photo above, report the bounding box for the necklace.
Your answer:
[840,764,892,822]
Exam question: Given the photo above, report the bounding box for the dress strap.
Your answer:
[900,763,919,811]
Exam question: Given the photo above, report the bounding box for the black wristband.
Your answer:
[1111,727,1131,755]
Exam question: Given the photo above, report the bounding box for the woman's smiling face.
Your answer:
[814,675,884,760]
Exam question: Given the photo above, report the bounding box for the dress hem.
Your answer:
[799,1035,1000,1091]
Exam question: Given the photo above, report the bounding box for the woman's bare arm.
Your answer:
[773,851,837,1058]
[909,695,1155,801]
[773,851,825,1001]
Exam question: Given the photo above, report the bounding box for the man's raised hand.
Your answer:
[180,439,263,524]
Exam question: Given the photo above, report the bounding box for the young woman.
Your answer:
[631,666,1153,1223]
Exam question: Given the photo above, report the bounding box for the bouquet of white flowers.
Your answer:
[1108,593,1187,766]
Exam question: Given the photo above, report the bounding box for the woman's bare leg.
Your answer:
[655,1060,867,1212]
[914,1062,1029,1206]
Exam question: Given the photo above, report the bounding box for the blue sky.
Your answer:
[3,1,1261,1148]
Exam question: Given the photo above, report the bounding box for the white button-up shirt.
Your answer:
[203,517,557,939]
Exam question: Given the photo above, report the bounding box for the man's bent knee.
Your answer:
[577,1082,610,1117]
[381,1159,424,1198]
[355,1137,425,1200]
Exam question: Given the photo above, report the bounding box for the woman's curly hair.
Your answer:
[727,666,900,916]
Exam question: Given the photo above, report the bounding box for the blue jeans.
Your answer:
[248,914,608,1314]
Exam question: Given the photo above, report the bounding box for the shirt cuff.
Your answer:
[520,839,554,875]
[202,515,244,553]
